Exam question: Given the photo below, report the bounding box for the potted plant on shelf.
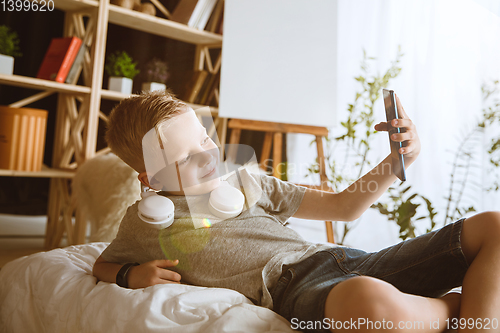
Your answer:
[105,50,140,94]
[0,25,22,75]
[142,58,169,92]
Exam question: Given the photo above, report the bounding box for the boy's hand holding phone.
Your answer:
[374,93,421,169]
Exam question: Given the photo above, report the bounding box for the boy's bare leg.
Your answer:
[324,276,460,333]
[458,211,500,332]
[324,211,500,333]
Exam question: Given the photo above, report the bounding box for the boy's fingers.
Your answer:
[154,278,181,285]
[159,277,182,284]
[391,130,415,142]
[391,118,414,129]
[374,122,389,131]
[159,269,182,282]
[154,259,179,268]
[401,140,417,154]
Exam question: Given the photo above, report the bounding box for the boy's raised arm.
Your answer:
[92,255,182,288]
[293,95,420,222]
[293,154,397,222]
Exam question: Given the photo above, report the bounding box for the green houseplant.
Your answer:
[373,80,500,241]
[308,47,404,244]
[309,48,500,245]
[105,51,140,94]
[142,58,169,92]
[0,25,22,75]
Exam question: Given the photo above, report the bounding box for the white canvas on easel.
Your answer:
[219,0,338,127]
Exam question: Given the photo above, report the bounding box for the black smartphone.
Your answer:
[383,89,406,182]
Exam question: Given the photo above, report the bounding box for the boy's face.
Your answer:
[146,109,221,195]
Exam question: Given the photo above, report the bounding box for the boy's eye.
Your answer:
[179,155,191,165]
[178,137,210,166]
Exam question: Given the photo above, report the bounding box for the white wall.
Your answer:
[287,0,500,251]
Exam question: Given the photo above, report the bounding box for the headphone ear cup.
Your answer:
[208,182,245,219]
[138,192,175,229]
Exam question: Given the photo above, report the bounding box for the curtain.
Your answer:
[286,0,500,251]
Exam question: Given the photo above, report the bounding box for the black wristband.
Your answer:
[116,262,139,288]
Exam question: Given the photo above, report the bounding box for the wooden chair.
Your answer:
[227,118,335,243]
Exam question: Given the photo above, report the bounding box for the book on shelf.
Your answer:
[206,0,224,33]
[37,36,82,83]
[170,0,199,25]
[192,0,218,30]
[170,0,219,30]
[65,43,87,84]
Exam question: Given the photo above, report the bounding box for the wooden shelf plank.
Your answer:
[0,74,91,95]
[100,89,133,101]
[0,166,75,178]
[100,89,219,115]
[53,0,98,11]
[54,0,223,45]
[108,4,223,45]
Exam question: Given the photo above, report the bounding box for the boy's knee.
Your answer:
[466,211,500,242]
[481,211,500,241]
[324,276,410,325]
[461,211,500,263]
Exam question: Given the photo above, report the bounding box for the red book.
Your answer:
[37,37,82,83]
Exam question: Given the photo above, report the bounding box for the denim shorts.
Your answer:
[271,218,469,333]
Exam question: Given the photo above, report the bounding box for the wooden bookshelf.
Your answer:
[0,74,91,95]
[1,0,224,249]
[52,0,223,45]
[108,4,223,45]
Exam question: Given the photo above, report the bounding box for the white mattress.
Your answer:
[0,243,295,333]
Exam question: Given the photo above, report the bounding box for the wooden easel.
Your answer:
[227,119,335,243]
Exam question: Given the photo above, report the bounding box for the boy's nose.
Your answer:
[197,150,214,167]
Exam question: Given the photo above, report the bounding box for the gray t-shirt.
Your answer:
[101,171,334,309]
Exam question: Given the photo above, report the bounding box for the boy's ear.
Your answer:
[139,172,163,191]
[138,172,152,188]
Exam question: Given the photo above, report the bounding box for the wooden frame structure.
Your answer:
[227,119,335,243]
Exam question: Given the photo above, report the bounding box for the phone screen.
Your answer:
[383,89,406,182]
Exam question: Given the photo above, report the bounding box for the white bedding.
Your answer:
[0,243,295,333]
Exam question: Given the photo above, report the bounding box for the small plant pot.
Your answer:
[142,82,166,92]
[0,54,14,75]
[109,76,133,95]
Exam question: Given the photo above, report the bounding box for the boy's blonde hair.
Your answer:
[105,90,186,172]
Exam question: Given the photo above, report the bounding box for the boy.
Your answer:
[93,90,500,333]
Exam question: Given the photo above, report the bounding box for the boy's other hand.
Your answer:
[127,259,181,289]
[374,95,421,166]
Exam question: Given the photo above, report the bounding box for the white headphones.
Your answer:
[138,181,245,230]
